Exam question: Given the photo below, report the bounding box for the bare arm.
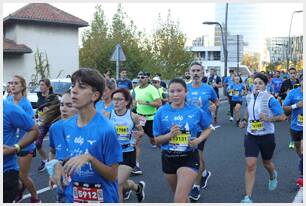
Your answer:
[131,113,144,139]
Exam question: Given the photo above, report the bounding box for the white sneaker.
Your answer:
[229,116,234,121]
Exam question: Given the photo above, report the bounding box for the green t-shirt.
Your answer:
[134,84,160,120]
[157,87,166,99]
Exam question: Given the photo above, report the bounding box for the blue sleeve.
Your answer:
[24,101,35,119]
[269,97,284,116]
[49,125,55,149]
[128,81,133,90]
[10,105,35,132]
[199,109,211,129]
[210,87,218,102]
[283,91,293,106]
[153,110,162,137]
[99,126,123,165]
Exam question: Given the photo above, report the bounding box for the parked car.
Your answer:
[27,78,71,109]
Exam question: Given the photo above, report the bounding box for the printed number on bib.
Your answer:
[73,182,103,203]
[169,131,190,152]
[297,114,303,127]
[250,120,264,131]
[139,116,147,126]
[228,90,233,96]
[116,126,128,135]
[233,90,239,96]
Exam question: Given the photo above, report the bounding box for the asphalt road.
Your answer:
[19,101,300,203]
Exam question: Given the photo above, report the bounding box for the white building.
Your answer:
[3,3,88,85]
[190,34,245,77]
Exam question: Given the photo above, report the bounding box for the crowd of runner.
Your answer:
[3,63,303,203]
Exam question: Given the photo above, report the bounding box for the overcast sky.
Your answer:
[2,2,304,47]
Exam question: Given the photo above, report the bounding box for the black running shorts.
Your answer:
[17,148,37,157]
[120,150,136,169]
[143,120,154,138]
[230,101,242,108]
[161,150,199,174]
[290,129,303,142]
[244,133,275,160]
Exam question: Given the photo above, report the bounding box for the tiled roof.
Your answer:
[3,38,32,53]
[3,3,88,27]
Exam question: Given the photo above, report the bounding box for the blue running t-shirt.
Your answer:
[186,83,217,114]
[6,96,35,152]
[63,112,122,203]
[3,100,35,172]
[283,87,303,131]
[153,103,211,152]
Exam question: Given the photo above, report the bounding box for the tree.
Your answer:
[30,48,50,86]
[241,52,261,71]
[79,5,112,74]
[151,10,193,79]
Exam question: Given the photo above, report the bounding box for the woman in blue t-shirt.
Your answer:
[7,75,40,203]
[153,78,212,203]
[227,75,246,126]
[46,91,77,202]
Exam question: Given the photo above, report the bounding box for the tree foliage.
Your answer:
[79,4,192,79]
[241,52,261,71]
[30,48,50,86]
[151,10,193,79]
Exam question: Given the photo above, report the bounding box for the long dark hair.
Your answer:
[39,78,53,94]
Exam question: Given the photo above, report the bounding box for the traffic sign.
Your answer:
[110,43,126,62]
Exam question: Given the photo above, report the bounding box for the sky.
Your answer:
[2,2,304,47]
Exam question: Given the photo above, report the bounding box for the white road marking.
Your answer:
[292,187,303,203]
[22,185,56,200]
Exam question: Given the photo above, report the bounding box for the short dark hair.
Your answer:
[189,61,204,70]
[71,68,105,104]
[111,88,132,109]
[288,67,296,72]
[121,68,127,72]
[254,73,268,85]
[168,78,187,92]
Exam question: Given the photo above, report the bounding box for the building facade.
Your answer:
[3,3,88,85]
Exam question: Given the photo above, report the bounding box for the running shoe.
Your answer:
[200,171,212,189]
[240,195,253,203]
[151,144,157,148]
[189,186,200,201]
[131,166,143,175]
[229,116,234,121]
[30,197,42,203]
[136,181,145,202]
[37,161,46,172]
[289,141,295,149]
[268,170,278,191]
[123,189,132,200]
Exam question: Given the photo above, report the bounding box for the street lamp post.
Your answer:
[287,10,303,70]
[203,21,228,77]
